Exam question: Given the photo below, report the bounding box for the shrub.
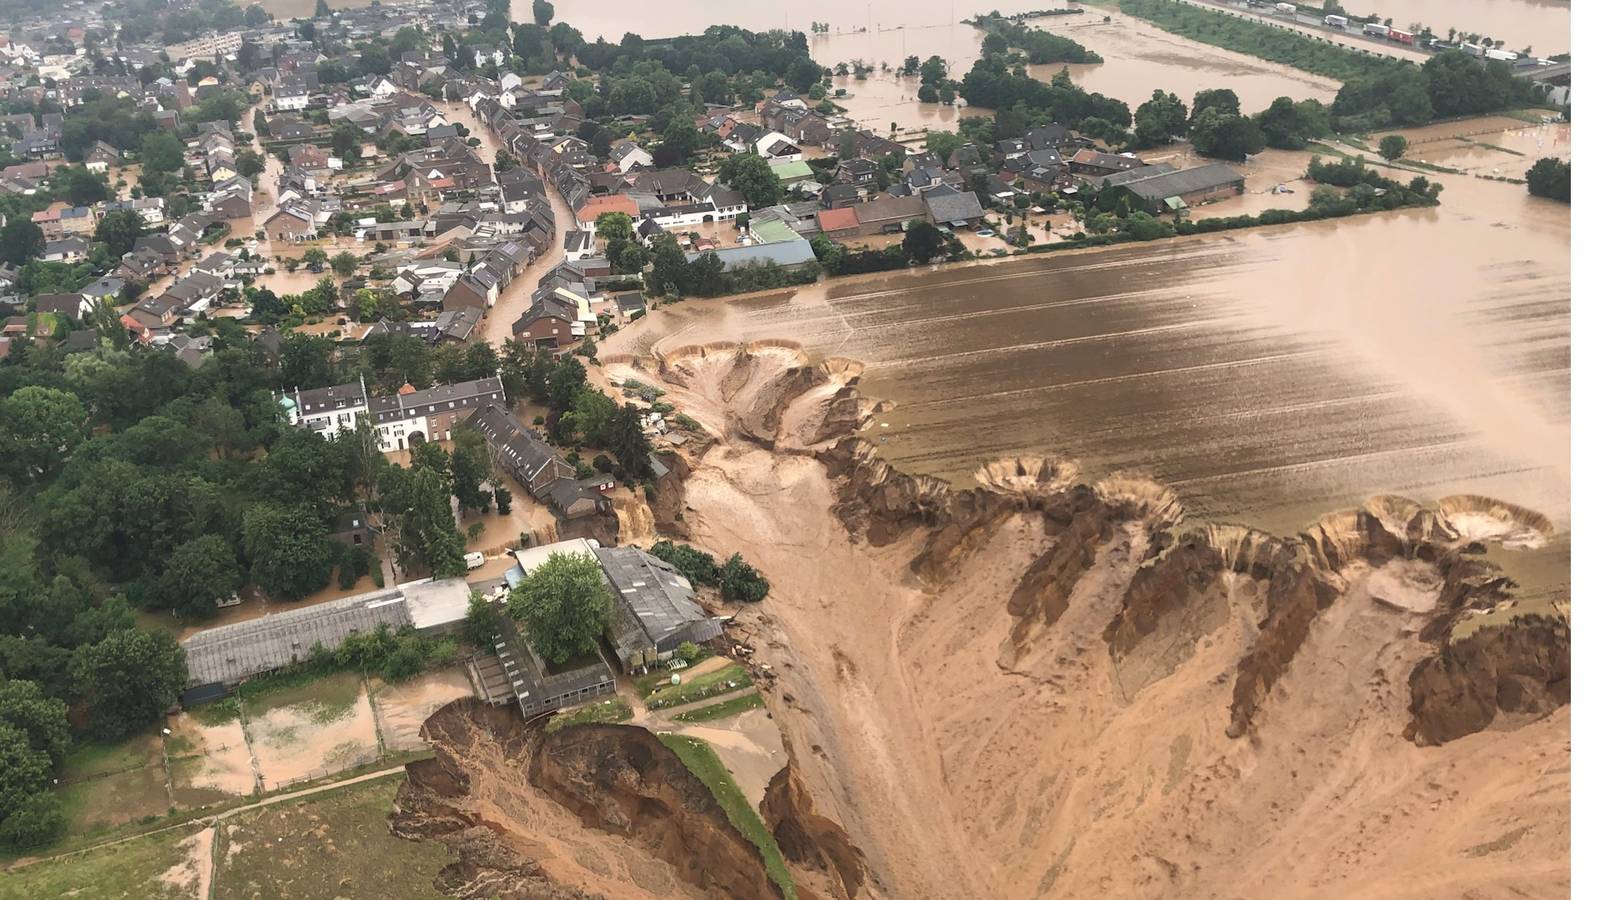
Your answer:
[676,641,704,665]
[720,553,770,603]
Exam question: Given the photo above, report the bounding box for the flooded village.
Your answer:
[0,0,1573,898]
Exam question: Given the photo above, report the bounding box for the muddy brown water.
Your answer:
[606,136,1569,549]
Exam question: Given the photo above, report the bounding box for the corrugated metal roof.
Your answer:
[596,547,724,655]
[686,239,816,269]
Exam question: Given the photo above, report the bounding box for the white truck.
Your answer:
[1323,14,1348,28]
[1485,48,1519,62]
[1363,22,1390,37]
[1274,2,1297,14]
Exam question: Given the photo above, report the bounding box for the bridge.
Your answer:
[1514,62,1571,84]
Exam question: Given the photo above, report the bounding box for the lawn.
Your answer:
[55,734,173,834]
[544,696,634,733]
[0,825,204,900]
[670,691,765,724]
[657,734,796,900]
[212,775,454,900]
[644,665,752,710]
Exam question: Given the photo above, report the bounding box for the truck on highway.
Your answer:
[1323,14,1348,28]
[1459,42,1485,57]
[1485,48,1518,61]
[1388,27,1416,45]
[1274,2,1296,14]
[1362,22,1390,37]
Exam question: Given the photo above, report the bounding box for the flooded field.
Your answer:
[371,668,476,752]
[605,119,1569,547]
[167,711,259,804]
[241,672,383,789]
[1034,16,1341,112]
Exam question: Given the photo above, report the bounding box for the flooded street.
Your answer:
[606,121,1569,549]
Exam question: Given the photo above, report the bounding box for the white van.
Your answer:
[463,551,486,570]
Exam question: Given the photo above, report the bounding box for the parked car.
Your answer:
[464,551,486,570]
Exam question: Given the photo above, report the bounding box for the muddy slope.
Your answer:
[390,700,786,900]
[614,344,1571,899]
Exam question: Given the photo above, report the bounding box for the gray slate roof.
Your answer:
[596,546,724,658]
[1118,163,1245,200]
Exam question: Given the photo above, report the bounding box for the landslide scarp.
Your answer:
[390,700,787,900]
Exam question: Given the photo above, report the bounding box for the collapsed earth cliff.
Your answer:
[606,344,1571,899]
[395,344,1569,899]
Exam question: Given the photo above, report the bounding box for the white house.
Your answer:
[755,131,802,161]
[609,140,654,174]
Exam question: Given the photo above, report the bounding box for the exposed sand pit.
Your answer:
[242,673,382,788]
[621,344,1568,899]
[371,667,475,752]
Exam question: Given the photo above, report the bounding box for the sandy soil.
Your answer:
[159,828,215,900]
[596,344,1568,900]
[166,712,258,803]
[371,668,477,752]
[243,674,383,789]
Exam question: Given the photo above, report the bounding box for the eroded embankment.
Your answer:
[390,700,821,899]
[602,343,1568,897]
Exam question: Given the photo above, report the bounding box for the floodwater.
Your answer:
[606,118,1570,546]
[1033,16,1341,113]
[528,0,1044,44]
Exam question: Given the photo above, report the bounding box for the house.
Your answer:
[596,545,725,670]
[834,157,878,186]
[575,193,640,232]
[767,158,812,187]
[817,206,861,238]
[755,132,802,161]
[283,376,508,452]
[1068,149,1150,178]
[33,291,90,319]
[921,188,984,228]
[609,140,653,173]
[464,403,575,499]
[685,239,816,271]
[41,236,89,263]
[1100,162,1246,213]
[264,203,317,242]
[854,194,926,233]
[84,140,120,172]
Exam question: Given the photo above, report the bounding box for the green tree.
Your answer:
[656,115,702,166]
[1189,88,1240,123]
[160,534,242,617]
[0,680,69,766]
[1133,90,1188,147]
[331,251,360,277]
[1525,157,1570,202]
[533,0,555,26]
[54,166,109,206]
[450,429,493,512]
[236,148,266,177]
[902,220,943,264]
[70,628,187,739]
[719,553,769,602]
[463,590,499,652]
[594,211,634,246]
[785,57,823,92]
[718,152,783,209]
[1378,134,1408,161]
[1188,107,1266,161]
[920,55,948,85]
[923,130,962,163]
[506,552,612,665]
[0,724,51,825]
[1255,96,1328,150]
[0,219,44,266]
[242,503,334,599]
[0,790,64,849]
[384,464,467,579]
[139,131,185,175]
[0,386,88,483]
[94,209,147,257]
